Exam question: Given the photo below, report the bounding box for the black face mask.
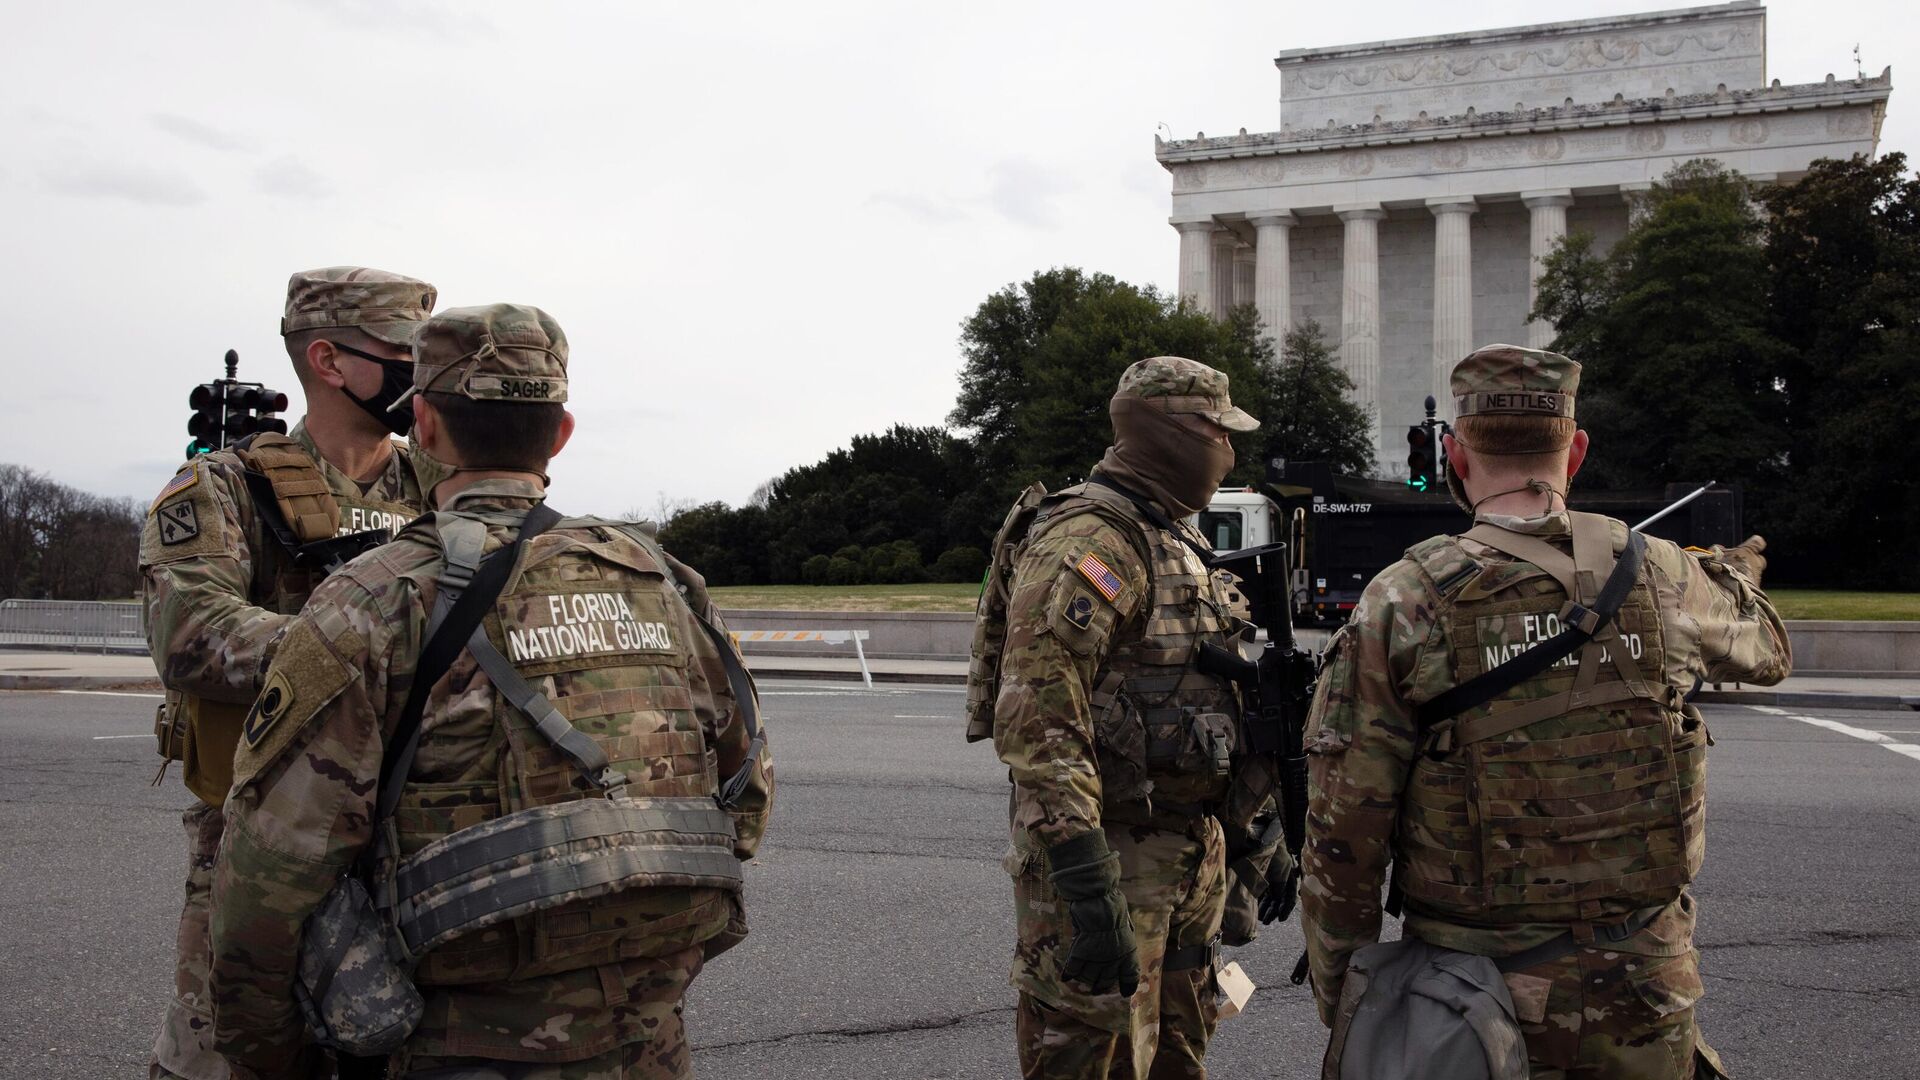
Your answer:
[332,342,415,436]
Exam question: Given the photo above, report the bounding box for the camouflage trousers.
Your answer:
[1509,946,1728,1079]
[397,1009,687,1078]
[151,800,232,1080]
[1008,818,1227,1080]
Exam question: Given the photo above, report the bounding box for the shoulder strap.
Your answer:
[1415,526,1647,734]
[372,504,562,828]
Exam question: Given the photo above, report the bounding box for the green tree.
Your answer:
[1532,159,1789,492]
[1761,152,1920,587]
[1252,319,1376,477]
[952,268,1268,495]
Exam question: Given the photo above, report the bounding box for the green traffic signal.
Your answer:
[1406,424,1436,491]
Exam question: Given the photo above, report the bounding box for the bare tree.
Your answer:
[0,465,143,600]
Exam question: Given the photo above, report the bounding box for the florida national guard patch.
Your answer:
[157,501,199,546]
[1075,551,1124,604]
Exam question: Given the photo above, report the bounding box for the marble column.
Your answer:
[1248,211,1295,350]
[1428,198,1477,417]
[1210,230,1238,317]
[1232,244,1255,309]
[1336,204,1385,466]
[1172,218,1215,311]
[1523,190,1574,349]
[1620,181,1655,227]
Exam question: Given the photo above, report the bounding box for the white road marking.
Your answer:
[91,734,149,740]
[55,689,163,699]
[1746,704,1920,763]
[892,714,949,719]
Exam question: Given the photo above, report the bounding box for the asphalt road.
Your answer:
[1,684,1915,1079]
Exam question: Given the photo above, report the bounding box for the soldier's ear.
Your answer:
[1566,430,1590,480]
[1442,433,1470,482]
[549,409,575,459]
[306,339,349,390]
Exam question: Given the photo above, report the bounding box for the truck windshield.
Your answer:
[1198,510,1243,551]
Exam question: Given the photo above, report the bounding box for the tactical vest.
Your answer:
[969,481,1245,819]
[1396,512,1705,926]
[387,512,744,986]
[163,434,421,807]
[238,433,421,614]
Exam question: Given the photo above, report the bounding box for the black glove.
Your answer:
[1259,862,1300,925]
[1047,831,1140,997]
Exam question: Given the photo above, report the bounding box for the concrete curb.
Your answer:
[1691,690,1920,712]
[0,674,162,691]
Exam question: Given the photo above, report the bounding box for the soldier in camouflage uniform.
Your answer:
[975,357,1258,1080]
[143,267,439,1080]
[208,303,774,1079]
[1301,344,1791,1079]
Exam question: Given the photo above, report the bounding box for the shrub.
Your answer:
[932,545,988,583]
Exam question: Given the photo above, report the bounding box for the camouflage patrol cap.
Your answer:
[392,303,568,412]
[1450,344,1581,420]
[280,266,437,347]
[1112,356,1259,432]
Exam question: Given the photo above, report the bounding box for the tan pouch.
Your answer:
[153,692,188,762]
[183,697,250,806]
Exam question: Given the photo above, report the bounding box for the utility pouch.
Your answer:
[154,692,188,763]
[182,697,250,806]
[295,874,424,1056]
[1092,694,1153,804]
[1145,707,1235,777]
[1321,937,1529,1080]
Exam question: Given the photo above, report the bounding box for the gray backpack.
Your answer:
[1321,938,1529,1080]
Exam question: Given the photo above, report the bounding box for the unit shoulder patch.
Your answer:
[157,501,199,546]
[1044,578,1121,658]
[140,462,230,565]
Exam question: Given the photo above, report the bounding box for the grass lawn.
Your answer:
[708,582,981,613]
[1763,589,1920,621]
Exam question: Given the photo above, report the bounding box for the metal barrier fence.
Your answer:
[0,599,145,652]
[730,629,874,688]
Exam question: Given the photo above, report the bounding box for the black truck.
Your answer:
[1198,462,1744,626]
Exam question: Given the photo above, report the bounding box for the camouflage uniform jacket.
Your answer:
[1299,510,1791,1022]
[992,483,1243,849]
[140,421,429,705]
[207,479,774,1076]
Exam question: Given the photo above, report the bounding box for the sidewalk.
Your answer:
[3,650,1913,711]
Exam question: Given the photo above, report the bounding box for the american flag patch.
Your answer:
[1075,552,1123,604]
[150,465,199,513]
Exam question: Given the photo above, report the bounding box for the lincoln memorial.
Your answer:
[1155,1,1892,477]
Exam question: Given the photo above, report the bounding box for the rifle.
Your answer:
[1197,540,1317,926]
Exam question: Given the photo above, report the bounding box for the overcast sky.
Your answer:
[3,1,1909,516]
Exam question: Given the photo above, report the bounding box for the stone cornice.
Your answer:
[1274,0,1758,67]
[1155,72,1892,165]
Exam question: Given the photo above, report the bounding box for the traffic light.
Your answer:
[1407,424,1436,492]
[187,382,225,457]
[226,386,291,438]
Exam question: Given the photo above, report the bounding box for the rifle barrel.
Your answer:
[1633,481,1716,533]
